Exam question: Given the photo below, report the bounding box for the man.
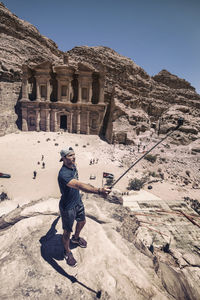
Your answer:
[33,170,37,179]
[58,147,110,267]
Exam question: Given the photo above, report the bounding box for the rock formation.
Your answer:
[0,2,62,135]
[0,2,200,143]
[68,47,200,145]
[0,195,199,300]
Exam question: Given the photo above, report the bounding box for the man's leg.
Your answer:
[74,219,86,239]
[60,206,77,267]
[71,204,87,248]
[72,219,87,248]
[63,229,71,253]
[63,229,77,267]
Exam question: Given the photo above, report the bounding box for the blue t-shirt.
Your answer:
[58,164,82,210]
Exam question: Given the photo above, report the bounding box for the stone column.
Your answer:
[88,81,93,103]
[47,79,51,102]
[77,110,81,133]
[86,111,90,134]
[54,110,58,132]
[36,79,41,101]
[22,107,28,131]
[99,77,105,103]
[35,108,40,131]
[69,112,73,133]
[77,79,82,103]
[67,81,71,103]
[45,109,50,132]
[49,109,54,131]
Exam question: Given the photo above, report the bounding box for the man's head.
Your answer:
[59,147,75,167]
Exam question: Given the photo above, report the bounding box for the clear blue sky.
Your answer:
[3,0,200,94]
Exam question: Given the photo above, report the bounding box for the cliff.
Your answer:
[0,2,200,145]
[67,46,200,145]
[0,2,62,135]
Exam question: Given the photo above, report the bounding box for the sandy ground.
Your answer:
[0,131,131,212]
[0,131,199,215]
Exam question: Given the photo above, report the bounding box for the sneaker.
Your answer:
[71,235,87,248]
[64,251,77,267]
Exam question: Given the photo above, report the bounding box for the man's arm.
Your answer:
[67,179,110,196]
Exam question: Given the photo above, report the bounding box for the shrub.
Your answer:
[128,177,146,191]
[0,192,9,201]
[144,154,157,163]
[148,171,158,177]
[159,173,164,180]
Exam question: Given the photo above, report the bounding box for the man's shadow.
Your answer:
[39,216,101,298]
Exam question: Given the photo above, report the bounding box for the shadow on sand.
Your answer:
[39,216,101,298]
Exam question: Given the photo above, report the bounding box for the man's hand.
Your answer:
[98,187,111,197]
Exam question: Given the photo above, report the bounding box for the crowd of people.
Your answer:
[89,158,99,165]
[33,155,45,179]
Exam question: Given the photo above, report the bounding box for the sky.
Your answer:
[2,0,200,94]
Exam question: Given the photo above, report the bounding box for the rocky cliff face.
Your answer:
[1,195,199,300]
[0,2,62,135]
[67,47,200,145]
[0,2,200,145]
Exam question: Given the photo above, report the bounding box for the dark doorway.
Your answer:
[92,73,99,104]
[60,115,67,129]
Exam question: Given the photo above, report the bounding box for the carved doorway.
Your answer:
[60,115,67,130]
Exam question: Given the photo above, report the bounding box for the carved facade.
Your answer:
[20,60,107,135]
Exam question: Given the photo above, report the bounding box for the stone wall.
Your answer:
[0,81,21,135]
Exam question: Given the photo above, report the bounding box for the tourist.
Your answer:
[33,171,37,179]
[42,162,45,169]
[58,147,111,267]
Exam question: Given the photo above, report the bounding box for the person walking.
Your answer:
[58,147,110,267]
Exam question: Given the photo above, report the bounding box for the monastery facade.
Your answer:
[20,59,107,135]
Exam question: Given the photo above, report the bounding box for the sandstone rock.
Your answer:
[152,69,195,91]
[0,2,62,136]
[159,262,194,300]
[0,196,173,300]
[1,3,200,145]
[191,147,200,153]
